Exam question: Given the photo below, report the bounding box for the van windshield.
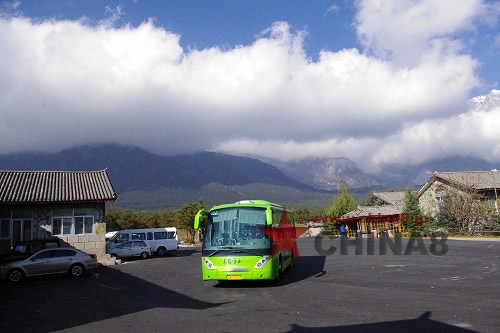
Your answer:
[109,232,129,243]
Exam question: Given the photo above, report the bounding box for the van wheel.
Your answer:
[156,247,166,256]
[8,268,24,283]
[70,264,85,277]
[140,252,149,259]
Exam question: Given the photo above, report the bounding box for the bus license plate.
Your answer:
[227,275,242,280]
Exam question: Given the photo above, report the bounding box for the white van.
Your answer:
[106,227,178,256]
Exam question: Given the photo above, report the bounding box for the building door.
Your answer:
[11,219,33,247]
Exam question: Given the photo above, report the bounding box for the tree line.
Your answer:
[106,185,499,242]
[320,184,500,236]
[106,202,324,243]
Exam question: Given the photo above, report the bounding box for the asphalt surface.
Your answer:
[0,238,499,333]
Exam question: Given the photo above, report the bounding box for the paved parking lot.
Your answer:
[1,238,499,332]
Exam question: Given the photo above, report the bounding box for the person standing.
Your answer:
[340,224,346,239]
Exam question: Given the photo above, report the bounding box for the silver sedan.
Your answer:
[108,241,152,259]
[0,248,99,283]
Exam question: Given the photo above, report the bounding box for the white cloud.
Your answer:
[355,0,487,65]
[325,4,340,15]
[0,1,497,171]
[372,104,500,166]
[99,6,125,28]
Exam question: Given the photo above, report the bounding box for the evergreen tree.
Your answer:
[365,193,381,206]
[401,187,422,233]
[327,184,357,217]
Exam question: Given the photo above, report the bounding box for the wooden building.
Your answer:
[342,191,405,237]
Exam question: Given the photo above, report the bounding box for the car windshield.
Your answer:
[203,207,271,252]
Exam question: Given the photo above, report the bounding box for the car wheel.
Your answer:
[69,264,85,277]
[8,268,24,283]
[156,247,166,256]
[140,252,149,259]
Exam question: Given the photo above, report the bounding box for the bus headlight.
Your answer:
[203,258,216,269]
[253,256,270,269]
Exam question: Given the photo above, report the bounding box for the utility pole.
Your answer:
[492,169,499,215]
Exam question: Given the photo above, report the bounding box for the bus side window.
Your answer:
[147,232,153,240]
[131,233,146,240]
[167,231,174,239]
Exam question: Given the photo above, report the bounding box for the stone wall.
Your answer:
[419,179,449,216]
[58,222,107,261]
[419,179,498,217]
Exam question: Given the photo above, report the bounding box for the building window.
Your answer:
[75,217,93,234]
[52,209,95,236]
[63,218,72,235]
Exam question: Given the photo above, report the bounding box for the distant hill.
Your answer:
[2,144,495,209]
[0,144,333,209]
[269,157,379,190]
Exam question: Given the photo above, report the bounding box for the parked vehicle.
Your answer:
[0,248,99,283]
[105,231,117,241]
[108,241,152,260]
[106,227,178,256]
[8,238,61,262]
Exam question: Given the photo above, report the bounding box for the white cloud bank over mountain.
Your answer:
[0,0,499,171]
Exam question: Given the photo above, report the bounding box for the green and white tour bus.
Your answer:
[194,200,295,281]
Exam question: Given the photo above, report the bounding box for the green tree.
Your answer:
[327,184,357,217]
[436,189,496,235]
[291,207,316,225]
[176,202,206,243]
[365,193,382,206]
[106,210,177,231]
[323,184,357,235]
[401,187,422,233]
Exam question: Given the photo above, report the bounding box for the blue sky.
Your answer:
[1,0,499,170]
[17,1,359,55]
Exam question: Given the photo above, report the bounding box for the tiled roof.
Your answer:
[0,170,117,204]
[435,171,499,189]
[341,205,403,218]
[418,170,500,197]
[373,191,405,205]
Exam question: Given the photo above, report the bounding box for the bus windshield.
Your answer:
[203,207,271,252]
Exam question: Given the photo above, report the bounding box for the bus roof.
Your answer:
[210,200,283,211]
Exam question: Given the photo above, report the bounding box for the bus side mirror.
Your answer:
[266,207,273,225]
[194,210,209,230]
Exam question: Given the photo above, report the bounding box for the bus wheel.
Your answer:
[157,247,167,256]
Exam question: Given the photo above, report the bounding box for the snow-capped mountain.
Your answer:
[469,89,500,111]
